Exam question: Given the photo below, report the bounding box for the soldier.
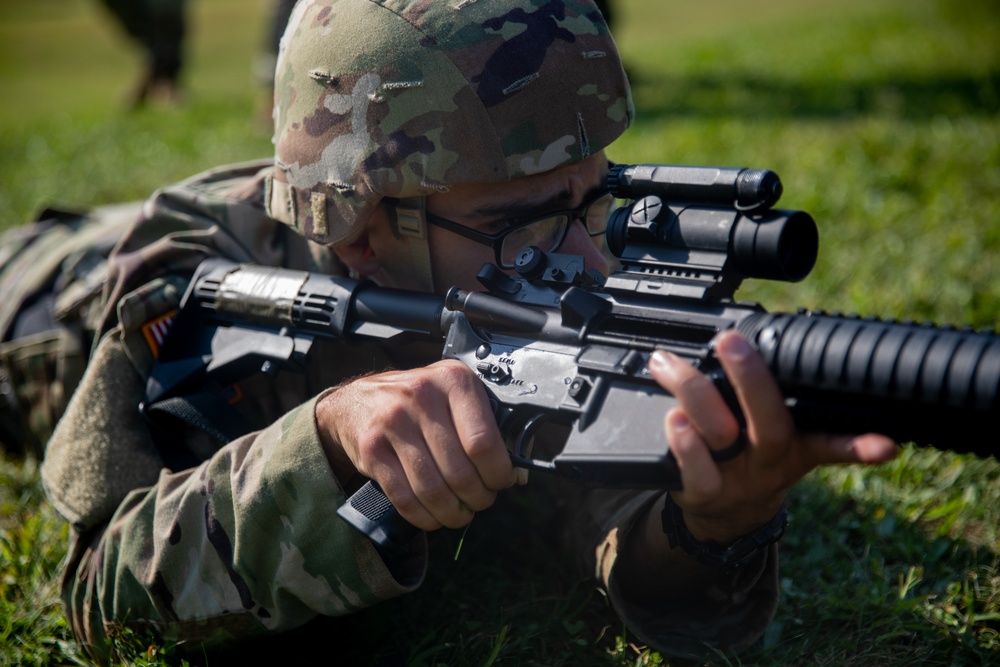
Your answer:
[39,0,897,662]
[97,0,187,107]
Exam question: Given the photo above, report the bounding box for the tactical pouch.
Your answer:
[0,204,142,457]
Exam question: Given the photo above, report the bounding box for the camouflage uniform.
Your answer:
[41,161,778,662]
[38,0,779,661]
[0,204,141,458]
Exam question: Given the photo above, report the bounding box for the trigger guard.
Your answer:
[507,413,551,469]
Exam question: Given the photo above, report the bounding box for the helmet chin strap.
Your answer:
[384,197,436,293]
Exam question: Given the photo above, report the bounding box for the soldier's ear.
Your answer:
[332,232,380,278]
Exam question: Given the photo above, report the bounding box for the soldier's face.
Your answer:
[424,151,611,294]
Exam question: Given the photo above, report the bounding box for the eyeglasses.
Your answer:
[424,190,617,268]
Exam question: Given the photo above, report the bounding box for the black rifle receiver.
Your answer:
[145,164,1000,557]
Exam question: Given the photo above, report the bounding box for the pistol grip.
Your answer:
[336,480,421,558]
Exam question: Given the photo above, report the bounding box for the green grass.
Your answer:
[0,0,275,225]
[1,0,999,665]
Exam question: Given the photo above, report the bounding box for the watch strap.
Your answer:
[661,493,788,572]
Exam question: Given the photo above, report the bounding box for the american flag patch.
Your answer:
[141,310,177,358]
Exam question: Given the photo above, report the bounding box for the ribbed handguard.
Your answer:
[738,311,1000,458]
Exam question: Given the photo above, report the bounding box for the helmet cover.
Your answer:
[267,0,634,246]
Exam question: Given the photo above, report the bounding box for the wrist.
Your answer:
[679,488,786,544]
[682,504,783,544]
[314,389,358,485]
[661,494,788,572]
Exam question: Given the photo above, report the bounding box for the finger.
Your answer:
[801,432,899,467]
[665,408,722,504]
[713,331,795,458]
[648,350,741,451]
[329,369,478,531]
[361,388,474,531]
[394,432,476,530]
[393,362,506,522]
[439,361,517,492]
[419,411,498,514]
[365,444,444,533]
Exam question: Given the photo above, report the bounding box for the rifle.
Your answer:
[143,164,1000,556]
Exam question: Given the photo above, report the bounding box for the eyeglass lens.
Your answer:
[498,193,616,266]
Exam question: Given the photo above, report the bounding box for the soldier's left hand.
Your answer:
[648,330,898,543]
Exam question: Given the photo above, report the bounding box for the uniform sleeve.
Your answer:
[581,488,779,659]
[60,390,427,662]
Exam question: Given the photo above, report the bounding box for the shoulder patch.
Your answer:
[141,309,178,359]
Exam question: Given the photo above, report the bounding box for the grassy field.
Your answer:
[1,0,999,665]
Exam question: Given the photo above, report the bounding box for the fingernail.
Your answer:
[718,333,753,361]
[667,409,690,432]
[649,349,678,372]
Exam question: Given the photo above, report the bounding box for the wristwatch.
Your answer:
[661,493,788,573]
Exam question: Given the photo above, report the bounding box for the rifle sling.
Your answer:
[143,389,252,471]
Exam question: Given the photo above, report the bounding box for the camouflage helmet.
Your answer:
[266,0,634,247]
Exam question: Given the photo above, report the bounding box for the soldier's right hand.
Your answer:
[315,360,517,531]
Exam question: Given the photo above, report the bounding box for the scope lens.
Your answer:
[732,210,817,282]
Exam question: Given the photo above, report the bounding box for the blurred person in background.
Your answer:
[98,0,188,108]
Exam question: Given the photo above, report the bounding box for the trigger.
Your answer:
[508,413,548,467]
